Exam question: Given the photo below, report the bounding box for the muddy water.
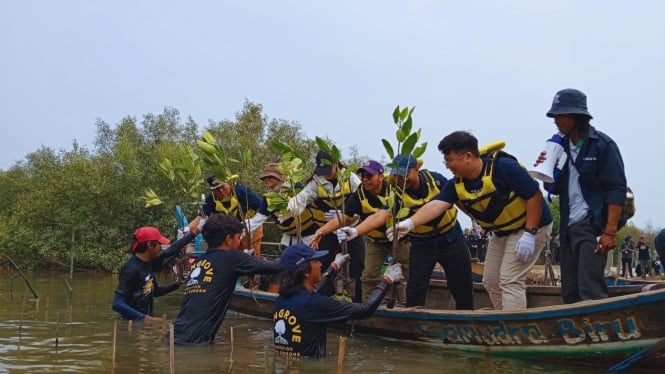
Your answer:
[0,271,607,373]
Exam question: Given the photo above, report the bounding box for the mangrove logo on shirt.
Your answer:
[143,274,154,295]
[184,258,214,294]
[274,308,302,358]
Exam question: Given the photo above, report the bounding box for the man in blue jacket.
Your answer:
[535,88,627,303]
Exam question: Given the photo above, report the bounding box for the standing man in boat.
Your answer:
[337,154,474,310]
[286,150,366,301]
[637,235,652,278]
[202,174,263,257]
[273,243,402,358]
[112,221,201,321]
[385,132,553,311]
[309,159,411,302]
[172,213,282,344]
[535,88,627,303]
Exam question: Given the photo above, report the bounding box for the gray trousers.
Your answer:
[560,214,609,303]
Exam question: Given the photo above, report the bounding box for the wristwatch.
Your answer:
[524,227,538,235]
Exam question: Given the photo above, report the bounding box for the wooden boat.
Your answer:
[230,280,665,369]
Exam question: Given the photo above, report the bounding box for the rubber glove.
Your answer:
[325,209,341,221]
[383,263,403,283]
[515,232,537,262]
[386,219,414,241]
[336,227,358,243]
[243,248,256,256]
[332,253,350,270]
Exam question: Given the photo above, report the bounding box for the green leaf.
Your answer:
[413,142,428,158]
[401,132,418,155]
[396,129,406,143]
[396,207,411,219]
[271,141,292,155]
[392,106,400,124]
[400,106,409,122]
[315,137,330,154]
[402,115,413,135]
[381,139,395,159]
[202,131,216,144]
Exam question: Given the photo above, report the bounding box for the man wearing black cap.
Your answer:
[620,235,634,278]
[535,88,627,303]
[286,150,365,301]
[202,174,263,256]
[310,160,411,302]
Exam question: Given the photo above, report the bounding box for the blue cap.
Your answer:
[546,88,593,119]
[280,243,328,271]
[389,154,417,176]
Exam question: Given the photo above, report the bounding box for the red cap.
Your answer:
[132,226,170,252]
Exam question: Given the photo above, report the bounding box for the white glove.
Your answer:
[515,232,537,262]
[243,248,256,256]
[197,217,207,232]
[336,227,358,243]
[332,253,350,270]
[325,209,341,221]
[383,263,403,283]
[177,227,190,239]
[386,219,414,241]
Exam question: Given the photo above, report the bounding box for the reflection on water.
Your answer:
[0,271,608,373]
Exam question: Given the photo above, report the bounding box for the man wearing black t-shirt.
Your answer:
[173,214,281,344]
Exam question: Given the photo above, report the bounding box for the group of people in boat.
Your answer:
[112,88,641,357]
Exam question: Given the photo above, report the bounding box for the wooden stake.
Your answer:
[128,319,133,332]
[6,255,39,300]
[169,323,175,374]
[112,321,117,365]
[230,326,234,349]
[161,314,167,339]
[55,312,60,350]
[337,336,346,374]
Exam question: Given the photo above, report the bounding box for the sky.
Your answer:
[1,1,663,231]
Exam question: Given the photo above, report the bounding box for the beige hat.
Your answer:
[260,163,284,182]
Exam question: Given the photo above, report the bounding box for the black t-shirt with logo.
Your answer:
[173,249,281,344]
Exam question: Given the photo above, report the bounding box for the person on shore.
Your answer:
[535,88,627,303]
[620,235,635,278]
[386,131,553,311]
[172,214,281,344]
[273,243,402,358]
[202,174,263,256]
[637,235,652,278]
[310,159,410,302]
[337,154,474,310]
[112,220,201,321]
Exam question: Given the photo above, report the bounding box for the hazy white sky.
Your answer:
[1,1,663,230]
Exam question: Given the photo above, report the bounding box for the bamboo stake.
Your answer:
[228,326,235,372]
[337,336,346,374]
[111,321,117,365]
[230,326,234,349]
[6,255,39,300]
[169,323,175,374]
[55,312,60,351]
[128,319,133,332]
[161,314,167,339]
[63,275,73,301]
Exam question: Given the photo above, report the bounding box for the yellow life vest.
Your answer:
[358,182,391,243]
[214,195,256,219]
[266,194,316,235]
[311,180,352,226]
[454,151,526,234]
[397,170,457,238]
